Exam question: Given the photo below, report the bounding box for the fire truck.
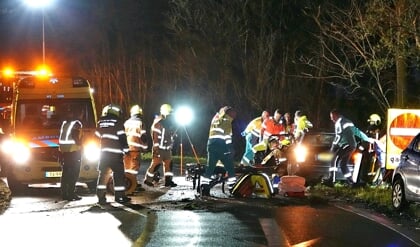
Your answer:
[1,72,100,192]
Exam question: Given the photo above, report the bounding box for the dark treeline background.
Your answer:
[0,0,418,158]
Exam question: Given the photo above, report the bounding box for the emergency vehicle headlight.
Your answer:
[2,139,31,164]
[294,144,307,163]
[83,141,100,162]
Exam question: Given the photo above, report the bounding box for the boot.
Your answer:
[115,191,131,204]
[144,175,155,187]
[164,176,177,187]
[97,190,107,205]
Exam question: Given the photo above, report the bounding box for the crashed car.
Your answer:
[391,132,420,211]
[296,131,353,185]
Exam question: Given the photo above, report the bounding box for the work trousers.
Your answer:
[97,152,126,199]
[61,151,81,198]
[205,138,235,178]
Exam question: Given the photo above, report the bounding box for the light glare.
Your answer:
[24,0,54,8]
[175,106,193,126]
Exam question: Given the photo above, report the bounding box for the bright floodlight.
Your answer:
[175,106,193,126]
[24,0,54,8]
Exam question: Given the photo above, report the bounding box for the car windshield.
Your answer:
[15,99,96,130]
[303,133,334,146]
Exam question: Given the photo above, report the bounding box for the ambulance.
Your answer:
[2,73,100,192]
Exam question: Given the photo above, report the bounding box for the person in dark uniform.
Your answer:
[95,104,131,204]
[58,107,83,201]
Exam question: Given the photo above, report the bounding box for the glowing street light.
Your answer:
[24,0,54,65]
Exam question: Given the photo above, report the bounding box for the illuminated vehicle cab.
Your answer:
[2,75,100,191]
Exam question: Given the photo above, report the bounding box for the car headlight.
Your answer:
[294,144,307,163]
[83,141,100,162]
[1,138,31,164]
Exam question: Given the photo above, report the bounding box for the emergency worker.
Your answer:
[95,104,131,204]
[365,113,386,184]
[201,106,237,188]
[124,105,148,189]
[293,110,313,143]
[240,110,269,166]
[253,135,283,167]
[260,109,284,141]
[282,112,294,135]
[58,107,83,201]
[323,109,372,187]
[144,104,177,187]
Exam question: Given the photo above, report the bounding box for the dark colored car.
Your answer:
[391,132,420,211]
[296,131,351,185]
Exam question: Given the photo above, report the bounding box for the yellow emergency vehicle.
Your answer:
[2,74,100,192]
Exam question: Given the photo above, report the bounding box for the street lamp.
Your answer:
[24,0,54,65]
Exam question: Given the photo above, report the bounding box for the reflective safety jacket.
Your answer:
[294,115,312,136]
[243,116,264,138]
[260,117,284,141]
[208,112,233,144]
[59,120,83,153]
[95,115,128,154]
[332,116,356,149]
[151,115,174,150]
[124,114,148,151]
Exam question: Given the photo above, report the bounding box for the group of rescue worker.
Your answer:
[240,109,313,167]
[57,101,386,204]
[58,103,178,204]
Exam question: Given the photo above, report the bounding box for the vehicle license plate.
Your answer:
[45,171,62,178]
[317,152,333,162]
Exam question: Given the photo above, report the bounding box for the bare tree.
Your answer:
[303,0,419,114]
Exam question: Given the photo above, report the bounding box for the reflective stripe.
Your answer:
[101,148,124,154]
[329,167,338,172]
[97,185,107,189]
[114,186,125,191]
[125,170,138,175]
[164,172,174,176]
[102,134,119,140]
[146,171,155,177]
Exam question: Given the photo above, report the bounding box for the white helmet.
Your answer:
[102,104,121,118]
[130,105,143,117]
[160,104,172,116]
[368,114,381,126]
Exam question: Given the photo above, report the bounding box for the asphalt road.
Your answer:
[1,175,419,247]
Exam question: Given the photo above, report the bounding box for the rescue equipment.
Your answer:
[231,172,274,198]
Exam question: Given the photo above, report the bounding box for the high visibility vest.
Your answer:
[208,112,233,145]
[124,115,148,151]
[59,120,83,152]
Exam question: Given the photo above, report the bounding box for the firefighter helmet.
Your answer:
[130,104,143,117]
[368,113,381,126]
[160,104,172,116]
[102,104,122,118]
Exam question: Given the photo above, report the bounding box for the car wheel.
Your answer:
[392,178,408,211]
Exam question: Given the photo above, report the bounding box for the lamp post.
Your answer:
[24,0,53,65]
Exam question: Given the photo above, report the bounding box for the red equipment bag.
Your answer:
[279,175,306,197]
[231,172,274,198]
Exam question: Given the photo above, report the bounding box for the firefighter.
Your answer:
[260,109,284,141]
[293,110,313,143]
[144,103,177,187]
[240,110,269,166]
[58,107,83,201]
[95,104,131,204]
[201,106,237,188]
[124,104,148,190]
